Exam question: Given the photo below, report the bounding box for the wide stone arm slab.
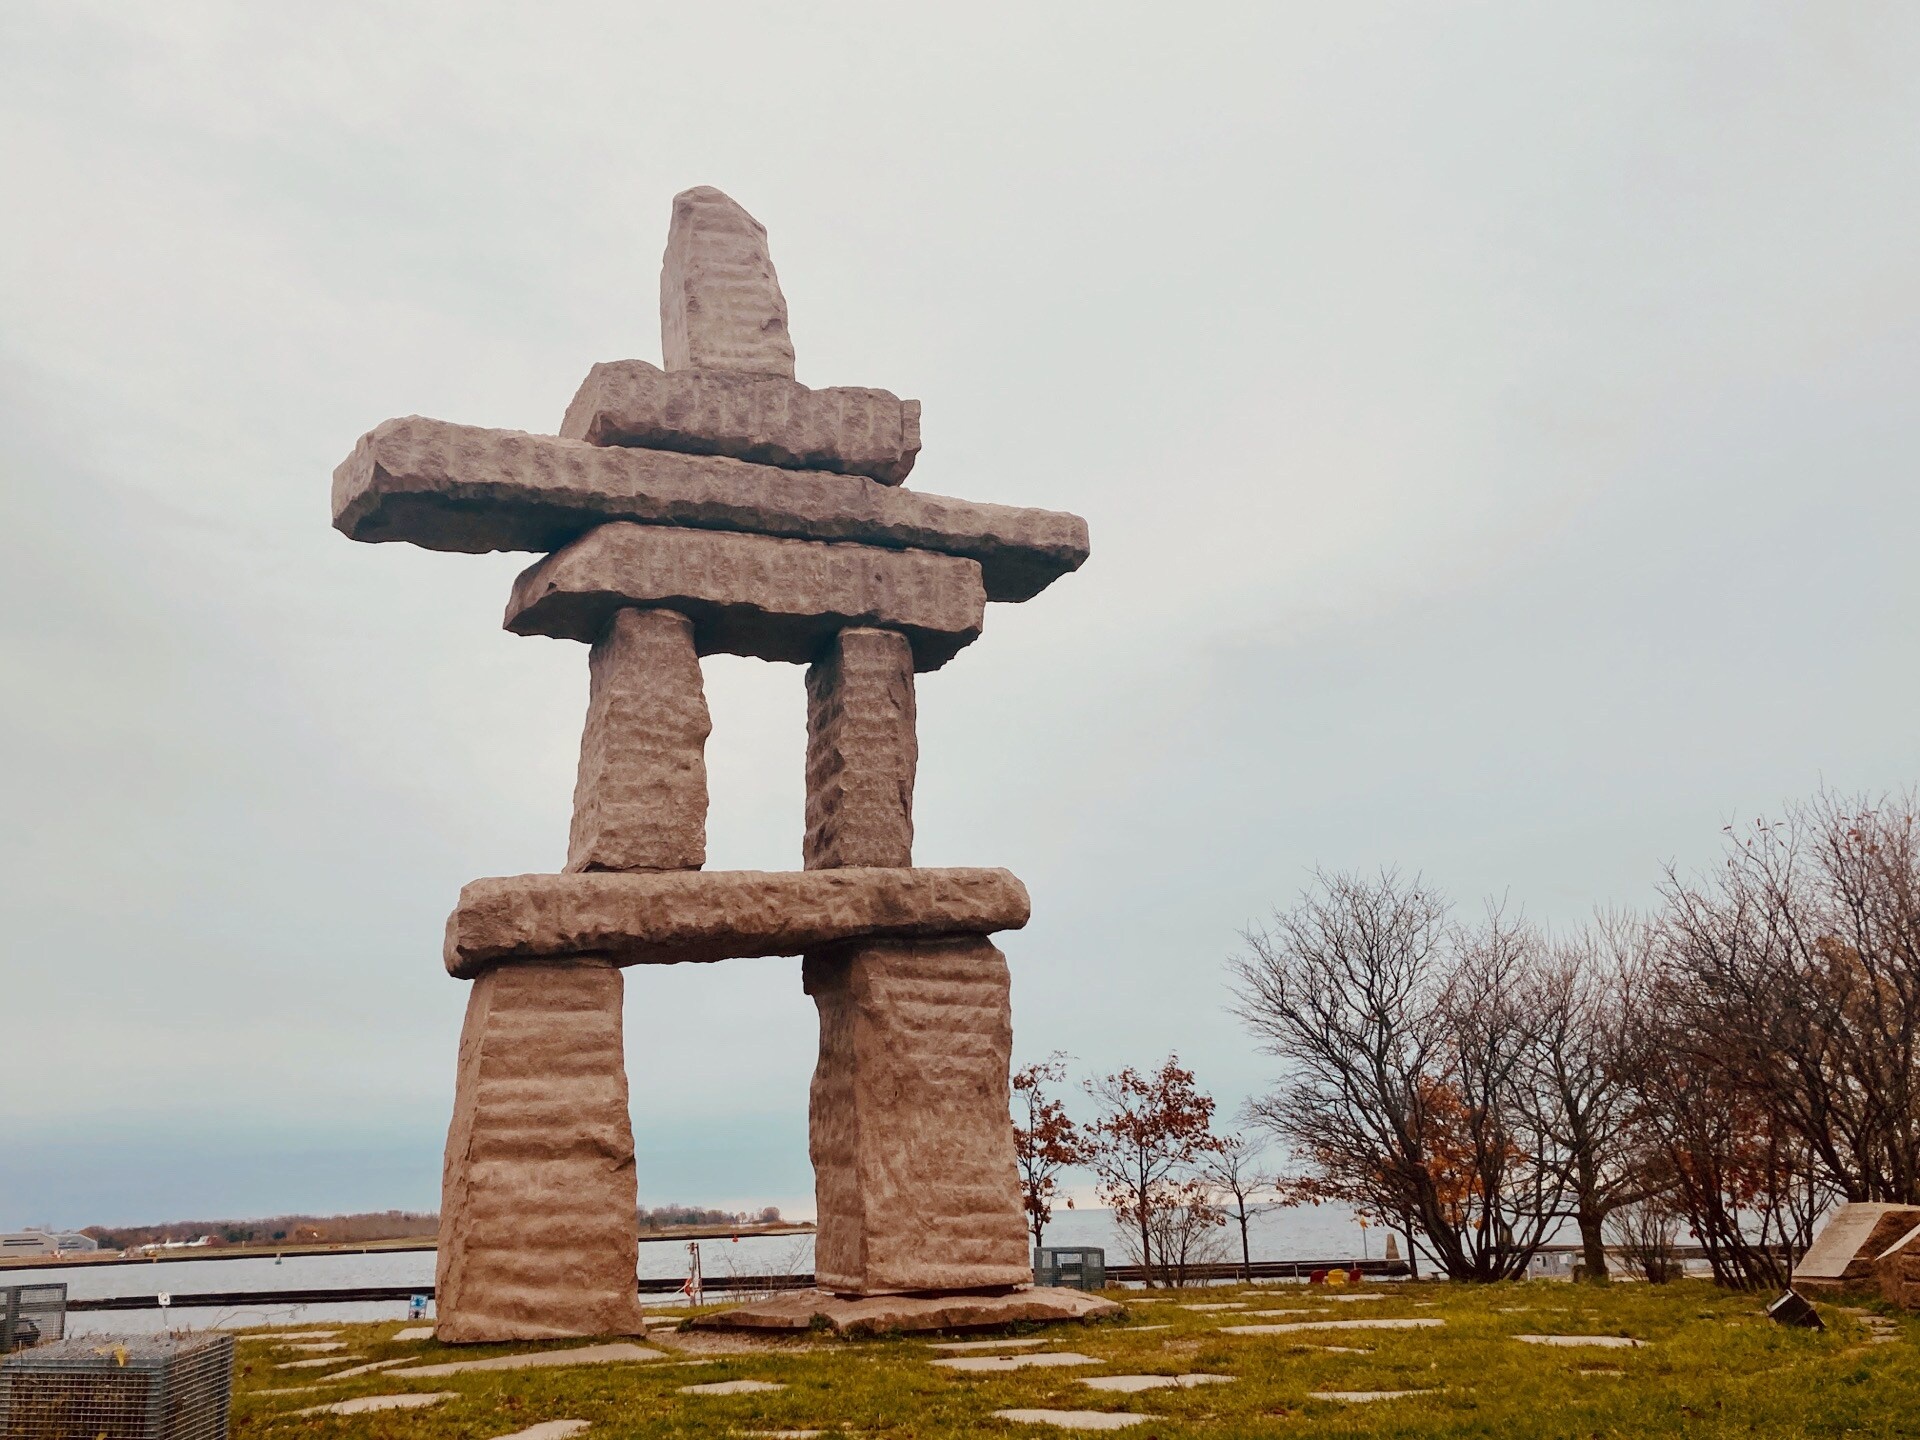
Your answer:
[445,866,1029,978]
[334,418,1087,602]
[506,523,983,670]
[562,360,920,485]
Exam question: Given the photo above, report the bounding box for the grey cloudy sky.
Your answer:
[5,2,1917,1228]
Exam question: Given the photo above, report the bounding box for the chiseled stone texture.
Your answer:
[332,417,1088,603]
[805,629,916,869]
[445,866,1030,977]
[507,523,983,671]
[694,1286,1119,1335]
[804,935,1032,1295]
[660,187,794,378]
[562,360,920,486]
[569,608,709,872]
[437,960,647,1343]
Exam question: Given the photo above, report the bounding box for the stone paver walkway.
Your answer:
[391,1326,436,1341]
[992,1410,1147,1430]
[392,1342,663,1377]
[493,1423,590,1440]
[929,1337,1050,1352]
[1222,1317,1442,1336]
[277,1356,363,1370]
[680,1379,787,1396]
[1309,1390,1431,1403]
[1514,1334,1643,1348]
[295,1392,456,1417]
[1082,1373,1235,1392]
[935,1352,1098,1373]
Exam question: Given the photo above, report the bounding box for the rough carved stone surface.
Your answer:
[660,187,795,378]
[568,608,710,872]
[436,960,647,1342]
[696,1286,1122,1335]
[445,866,1030,977]
[332,417,1088,602]
[1793,1202,1920,1292]
[805,629,917,868]
[804,935,1032,1295]
[507,523,983,671]
[561,360,920,485]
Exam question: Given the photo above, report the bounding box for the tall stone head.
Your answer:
[660,186,796,378]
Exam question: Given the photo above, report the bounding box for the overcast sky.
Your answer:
[5,2,1918,1229]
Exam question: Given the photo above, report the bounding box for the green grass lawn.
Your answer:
[230,1279,1920,1438]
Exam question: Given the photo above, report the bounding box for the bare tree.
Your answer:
[1230,870,1569,1282]
[1512,917,1663,1280]
[1084,1056,1223,1285]
[1202,1132,1276,1281]
[1012,1053,1089,1252]
[1606,1197,1682,1283]
[1657,792,1920,1205]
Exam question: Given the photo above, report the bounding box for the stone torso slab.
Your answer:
[562,360,920,485]
[445,866,1031,976]
[333,417,1087,602]
[506,523,984,670]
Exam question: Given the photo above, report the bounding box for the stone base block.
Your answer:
[445,866,1029,977]
[436,960,648,1343]
[693,1286,1122,1336]
[805,935,1032,1295]
[1792,1202,1920,1294]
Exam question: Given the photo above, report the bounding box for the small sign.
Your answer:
[156,1292,171,1309]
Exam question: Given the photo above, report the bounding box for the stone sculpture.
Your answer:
[332,187,1100,1341]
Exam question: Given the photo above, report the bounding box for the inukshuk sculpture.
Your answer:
[331,188,1095,1341]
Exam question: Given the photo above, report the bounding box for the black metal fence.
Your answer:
[0,1289,64,1355]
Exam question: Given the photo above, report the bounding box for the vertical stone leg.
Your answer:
[805,936,1032,1293]
[570,607,710,872]
[803,628,1028,1294]
[438,603,709,1340]
[436,959,647,1340]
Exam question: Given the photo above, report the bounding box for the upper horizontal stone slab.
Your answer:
[334,417,1086,603]
[506,523,983,670]
[562,360,920,486]
[445,866,1029,978]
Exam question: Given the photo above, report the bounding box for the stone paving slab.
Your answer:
[928,1337,1051,1352]
[392,1326,435,1341]
[391,1342,665,1376]
[242,1331,339,1342]
[318,1359,409,1381]
[1082,1374,1235,1393]
[276,1341,349,1351]
[493,1423,590,1440]
[934,1351,1098,1373]
[1221,1318,1442,1336]
[992,1411,1148,1430]
[1179,1303,1245,1312]
[1309,1390,1432,1403]
[276,1355,364,1369]
[679,1379,787,1395]
[1514,1334,1644,1348]
[296,1392,456,1416]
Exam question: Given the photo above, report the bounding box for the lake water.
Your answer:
[7,1203,1376,1336]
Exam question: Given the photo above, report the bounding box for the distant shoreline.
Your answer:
[0,1220,814,1271]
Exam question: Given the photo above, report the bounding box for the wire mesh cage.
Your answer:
[0,1289,65,1355]
[0,1333,233,1440]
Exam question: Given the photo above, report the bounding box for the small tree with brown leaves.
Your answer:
[1012,1053,1089,1251]
[1085,1055,1224,1285]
